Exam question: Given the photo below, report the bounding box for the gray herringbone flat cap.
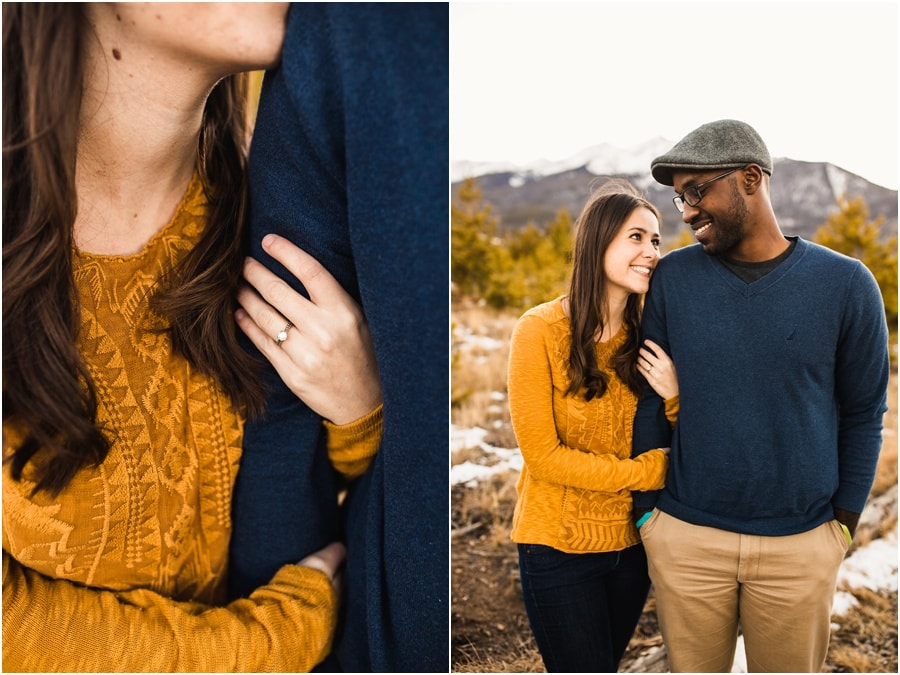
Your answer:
[651,119,772,186]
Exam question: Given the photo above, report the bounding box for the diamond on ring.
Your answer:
[275,321,293,346]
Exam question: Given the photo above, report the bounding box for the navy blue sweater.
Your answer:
[227,4,448,672]
[632,238,889,536]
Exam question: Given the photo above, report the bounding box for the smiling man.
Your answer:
[630,119,890,672]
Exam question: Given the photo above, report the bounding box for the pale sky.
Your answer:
[450,1,899,189]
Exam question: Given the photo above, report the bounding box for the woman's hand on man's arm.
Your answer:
[236,233,382,426]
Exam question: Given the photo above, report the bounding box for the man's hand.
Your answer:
[833,507,860,540]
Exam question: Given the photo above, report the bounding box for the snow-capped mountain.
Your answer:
[451,137,673,184]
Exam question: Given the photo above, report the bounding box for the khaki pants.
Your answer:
[640,509,849,673]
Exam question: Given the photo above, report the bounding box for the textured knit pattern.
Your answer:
[325,404,384,480]
[508,297,670,553]
[1,173,373,672]
[4,174,238,603]
[2,556,336,672]
[632,238,890,536]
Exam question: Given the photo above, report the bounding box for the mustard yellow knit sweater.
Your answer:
[2,174,382,672]
[508,297,675,553]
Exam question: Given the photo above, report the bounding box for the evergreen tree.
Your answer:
[451,181,575,311]
[666,227,697,253]
[499,208,572,309]
[547,207,574,266]
[813,194,898,341]
[451,178,500,302]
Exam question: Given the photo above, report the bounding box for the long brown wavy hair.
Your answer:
[565,180,661,401]
[2,3,266,495]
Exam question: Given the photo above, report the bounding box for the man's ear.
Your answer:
[742,164,764,195]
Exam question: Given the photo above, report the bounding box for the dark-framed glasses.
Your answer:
[672,168,739,213]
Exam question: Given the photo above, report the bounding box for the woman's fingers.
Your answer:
[238,236,383,425]
[641,340,663,362]
[242,235,365,337]
[242,256,312,324]
[643,339,664,354]
[638,351,660,373]
[641,341,673,370]
[261,234,350,308]
[234,306,295,380]
[640,339,679,400]
[236,284,298,348]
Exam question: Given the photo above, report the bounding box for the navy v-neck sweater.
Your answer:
[633,237,889,536]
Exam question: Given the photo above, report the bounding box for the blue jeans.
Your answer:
[518,543,651,673]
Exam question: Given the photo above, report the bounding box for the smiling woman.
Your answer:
[505,179,680,672]
[602,207,661,306]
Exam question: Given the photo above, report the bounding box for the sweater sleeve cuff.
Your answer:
[663,394,679,424]
[323,404,383,479]
[831,483,873,517]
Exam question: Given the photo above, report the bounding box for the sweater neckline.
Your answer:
[556,295,627,347]
[709,236,807,297]
[73,172,203,265]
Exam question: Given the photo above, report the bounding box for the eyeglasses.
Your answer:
[672,168,739,213]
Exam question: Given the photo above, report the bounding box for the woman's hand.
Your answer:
[297,541,346,590]
[637,339,678,401]
[236,234,382,425]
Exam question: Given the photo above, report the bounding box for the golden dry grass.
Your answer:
[452,306,516,398]
[452,305,518,445]
[453,644,543,673]
[453,470,518,549]
[872,372,898,497]
[826,587,898,673]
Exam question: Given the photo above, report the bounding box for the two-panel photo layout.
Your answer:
[2,2,897,674]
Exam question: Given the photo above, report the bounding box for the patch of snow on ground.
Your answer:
[451,461,504,487]
[450,425,522,487]
[453,326,505,353]
[451,426,488,453]
[835,523,899,598]
[730,636,747,673]
[831,591,859,618]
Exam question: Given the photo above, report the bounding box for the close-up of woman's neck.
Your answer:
[73,10,215,256]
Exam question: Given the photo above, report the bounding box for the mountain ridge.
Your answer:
[453,147,898,243]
